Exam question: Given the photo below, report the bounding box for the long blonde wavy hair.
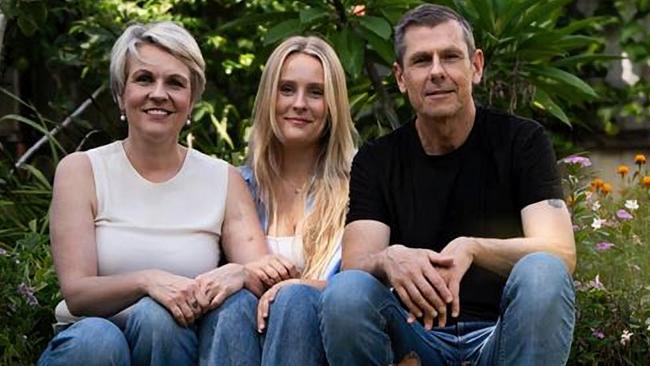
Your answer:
[248,36,357,279]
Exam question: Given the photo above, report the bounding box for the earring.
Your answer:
[120,113,126,122]
[186,117,191,126]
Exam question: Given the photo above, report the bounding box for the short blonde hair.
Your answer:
[248,36,357,279]
[109,21,206,104]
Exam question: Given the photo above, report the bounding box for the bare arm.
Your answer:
[50,153,182,318]
[469,198,576,275]
[340,220,391,277]
[220,165,269,264]
[439,198,576,318]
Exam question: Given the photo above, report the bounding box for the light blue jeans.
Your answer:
[38,292,262,366]
[206,284,327,365]
[320,252,576,365]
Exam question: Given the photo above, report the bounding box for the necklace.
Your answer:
[284,178,307,194]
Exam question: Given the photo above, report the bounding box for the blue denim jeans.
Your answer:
[208,284,327,365]
[320,252,576,366]
[38,292,261,366]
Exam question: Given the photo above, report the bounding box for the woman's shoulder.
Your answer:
[187,148,229,171]
[238,164,254,183]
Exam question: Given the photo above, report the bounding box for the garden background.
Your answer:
[0,0,649,364]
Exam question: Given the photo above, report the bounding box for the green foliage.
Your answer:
[0,158,58,365]
[561,155,650,364]
[581,0,650,136]
[0,0,641,363]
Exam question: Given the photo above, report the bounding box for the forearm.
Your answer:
[469,236,576,276]
[342,248,389,282]
[61,269,159,317]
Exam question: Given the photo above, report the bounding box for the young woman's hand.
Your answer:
[244,254,300,289]
[255,278,300,333]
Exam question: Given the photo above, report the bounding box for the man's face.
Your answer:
[394,21,483,121]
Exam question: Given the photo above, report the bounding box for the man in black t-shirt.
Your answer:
[320,4,576,365]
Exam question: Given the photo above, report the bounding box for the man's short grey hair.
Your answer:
[394,4,476,66]
[109,21,206,105]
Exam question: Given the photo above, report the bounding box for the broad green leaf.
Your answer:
[357,16,392,40]
[498,0,556,35]
[510,0,571,35]
[299,8,329,24]
[17,17,37,37]
[529,66,598,98]
[554,54,622,67]
[219,12,298,31]
[467,0,496,34]
[363,30,395,65]
[533,88,570,126]
[264,19,302,46]
[331,28,365,78]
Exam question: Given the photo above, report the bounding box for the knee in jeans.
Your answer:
[128,296,179,334]
[273,284,319,309]
[203,289,258,326]
[509,252,574,303]
[220,289,257,313]
[49,318,128,362]
[321,270,380,320]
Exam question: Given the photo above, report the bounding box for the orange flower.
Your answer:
[601,183,613,195]
[643,176,650,188]
[590,178,604,191]
[635,154,647,165]
[617,165,630,178]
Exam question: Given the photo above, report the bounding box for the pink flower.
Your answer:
[616,209,633,221]
[17,283,38,306]
[595,242,615,251]
[562,155,592,167]
[591,328,605,339]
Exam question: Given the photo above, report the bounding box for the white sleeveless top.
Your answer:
[267,235,305,271]
[55,141,228,326]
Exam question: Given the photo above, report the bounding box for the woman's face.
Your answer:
[274,52,328,149]
[119,43,193,142]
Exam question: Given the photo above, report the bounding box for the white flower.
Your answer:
[591,217,606,230]
[620,329,633,346]
[591,201,601,211]
[625,200,639,211]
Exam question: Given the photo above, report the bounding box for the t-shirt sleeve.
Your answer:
[346,143,390,226]
[514,123,564,209]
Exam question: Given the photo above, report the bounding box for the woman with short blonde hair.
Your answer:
[38,21,288,365]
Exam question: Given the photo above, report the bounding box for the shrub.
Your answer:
[562,154,650,364]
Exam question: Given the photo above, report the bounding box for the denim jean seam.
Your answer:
[377,300,444,362]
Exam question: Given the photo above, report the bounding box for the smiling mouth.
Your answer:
[285,117,312,124]
[425,90,454,96]
[143,108,173,116]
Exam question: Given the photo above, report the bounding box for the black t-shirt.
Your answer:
[347,107,563,322]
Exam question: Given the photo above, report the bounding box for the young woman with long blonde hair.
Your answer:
[222,35,357,365]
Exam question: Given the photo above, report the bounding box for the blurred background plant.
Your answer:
[562,153,650,364]
[0,0,648,364]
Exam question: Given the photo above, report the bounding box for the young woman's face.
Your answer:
[274,52,328,149]
[119,44,193,141]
